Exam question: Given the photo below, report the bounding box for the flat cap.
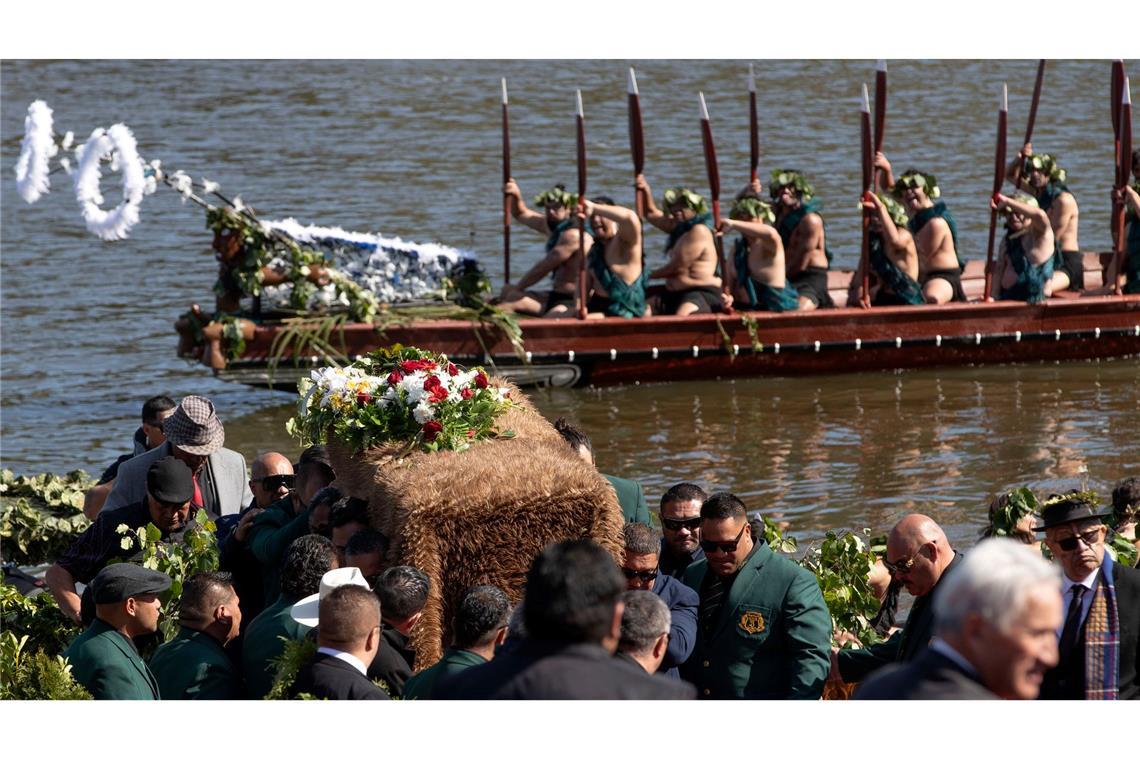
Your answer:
[298,444,332,470]
[90,563,171,604]
[147,455,195,504]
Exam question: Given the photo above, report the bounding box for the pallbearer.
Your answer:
[1007,147,1083,293]
[497,181,592,317]
[636,174,725,315]
[875,153,967,303]
[718,196,799,312]
[578,195,648,318]
[992,192,1056,304]
[769,169,834,310]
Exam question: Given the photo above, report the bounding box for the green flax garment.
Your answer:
[150,627,244,700]
[403,647,487,700]
[545,218,579,253]
[868,231,924,305]
[732,237,799,312]
[587,241,648,318]
[680,541,832,699]
[908,202,964,272]
[664,212,714,253]
[64,617,160,700]
[241,594,312,699]
[776,200,833,265]
[999,233,1054,304]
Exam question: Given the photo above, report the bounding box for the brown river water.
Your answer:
[2,60,1138,545]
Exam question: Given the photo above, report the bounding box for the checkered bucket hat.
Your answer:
[164,395,225,455]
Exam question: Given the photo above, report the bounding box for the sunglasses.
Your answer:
[1054,528,1101,552]
[883,545,926,575]
[621,567,659,583]
[260,474,295,491]
[662,516,702,532]
[700,523,747,555]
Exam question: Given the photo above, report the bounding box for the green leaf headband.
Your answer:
[892,170,940,200]
[662,187,708,214]
[989,487,1040,537]
[999,192,1039,216]
[730,196,775,224]
[533,186,579,209]
[1023,153,1067,183]
[769,169,814,201]
[877,193,908,227]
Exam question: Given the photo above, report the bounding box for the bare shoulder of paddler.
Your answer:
[582,196,642,281]
[994,192,1054,266]
[770,171,826,274]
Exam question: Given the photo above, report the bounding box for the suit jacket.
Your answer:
[440,640,695,700]
[150,627,244,700]
[290,653,389,700]
[103,441,252,517]
[603,474,651,525]
[1040,555,1140,700]
[854,647,996,700]
[64,618,159,700]
[403,647,486,700]
[681,542,832,699]
[246,494,310,605]
[242,594,312,698]
[367,625,415,697]
[652,573,699,679]
[838,552,963,683]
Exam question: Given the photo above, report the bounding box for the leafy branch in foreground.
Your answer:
[1,469,91,565]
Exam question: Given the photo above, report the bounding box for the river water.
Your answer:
[3,60,1138,544]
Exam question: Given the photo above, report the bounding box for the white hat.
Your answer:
[290,567,371,627]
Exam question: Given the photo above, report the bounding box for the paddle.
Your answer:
[699,92,732,312]
[1024,59,1046,145]
[1111,76,1132,295]
[1109,62,1125,286]
[749,64,760,184]
[983,84,1009,302]
[859,84,873,308]
[576,89,588,319]
[628,68,646,219]
[501,78,511,284]
[873,60,887,191]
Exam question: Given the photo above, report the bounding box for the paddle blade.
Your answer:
[699,92,720,202]
[627,69,645,175]
[576,90,587,198]
[1122,77,1133,187]
[1025,59,1046,144]
[1112,60,1125,138]
[993,84,1008,196]
[874,60,887,154]
[749,68,759,180]
[861,84,873,192]
[501,80,511,183]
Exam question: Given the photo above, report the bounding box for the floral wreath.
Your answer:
[1022,153,1067,183]
[877,193,908,227]
[729,196,775,224]
[14,100,57,204]
[73,124,151,241]
[891,170,940,200]
[662,187,708,214]
[999,192,1039,217]
[988,487,1040,537]
[533,185,579,209]
[769,169,814,201]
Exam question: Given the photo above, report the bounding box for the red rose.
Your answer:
[466,429,476,438]
[400,359,431,373]
[474,371,489,389]
[423,374,441,392]
[447,362,459,376]
[387,371,402,385]
[461,388,474,400]
[356,391,371,406]
[429,384,449,403]
[422,420,443,442]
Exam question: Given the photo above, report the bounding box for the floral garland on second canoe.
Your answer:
[287,346,515,454]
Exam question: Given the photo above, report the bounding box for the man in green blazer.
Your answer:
[64,563,170,700]
[150,571,244,699]
[553,417,650,525]
[681,493,831,699]
[404,584,511,699]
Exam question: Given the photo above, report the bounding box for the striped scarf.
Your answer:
[1084,560,1120,700]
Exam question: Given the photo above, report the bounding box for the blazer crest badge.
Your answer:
[739,610,766,634]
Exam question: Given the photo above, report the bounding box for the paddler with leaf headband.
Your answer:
[875,153,967,303]
[575,195,649,318]
[717,195,799,312]
[1112,149,1140,294]
[635,174,725,315]
[990,191,1056,304]
[846,192,922,307]
[768,169,835,310]
[497,180,593,317]
[1007,144,1083,294]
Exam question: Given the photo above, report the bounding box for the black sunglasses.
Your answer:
[621,567,659,582]
[883,545,926,575]
[1055,528,1101,552]
[700,523,747,555]
[260,474,295,491]
[662,516,702,532]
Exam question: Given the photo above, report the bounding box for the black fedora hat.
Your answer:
[1035,492,1110,532]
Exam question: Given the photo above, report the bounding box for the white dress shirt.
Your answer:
[317,646,368,676]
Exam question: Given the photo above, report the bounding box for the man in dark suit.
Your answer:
[658,483,707,579]
[442,539,695,699]
[368,565,429,697]
[618,590,673,674]
[1037,493,1140,700]
[833,514,961,686]
[150,571,244,699]
[553,417,650,525]
[621,521,697,678]
[857,538,1062,699]
[290,584,388,700]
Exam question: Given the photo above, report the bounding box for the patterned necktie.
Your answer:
[1058,584,1087,659]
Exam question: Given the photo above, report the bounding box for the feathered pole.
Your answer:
[983,84,1009,302]
[628,68,646,219]
[502,78,512,284]
[1110,76,1132,295]
[860,84,874,309]
[699,92,732,311]
[749,64,760,184]
[576,89,589,320]
[873,60,887,192]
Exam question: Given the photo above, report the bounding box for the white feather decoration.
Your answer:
[201,178,220,196]
[73,123,146,240]
[14,100,58,204]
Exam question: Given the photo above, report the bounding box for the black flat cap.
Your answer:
[1036,493,1110,532]
[147,455,194,504]
[299,444,332,469]
[90,563,171,604]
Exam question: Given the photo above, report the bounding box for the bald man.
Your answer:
[832,514,961,685]
[249,452,295,510]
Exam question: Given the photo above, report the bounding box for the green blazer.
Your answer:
[247,496,311,604]
[150,627,244,700]
[241,594,311,699]
[64,618,159,700]
[403,647,487,700]
[603,474,651,525]
[681,542,831,699]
